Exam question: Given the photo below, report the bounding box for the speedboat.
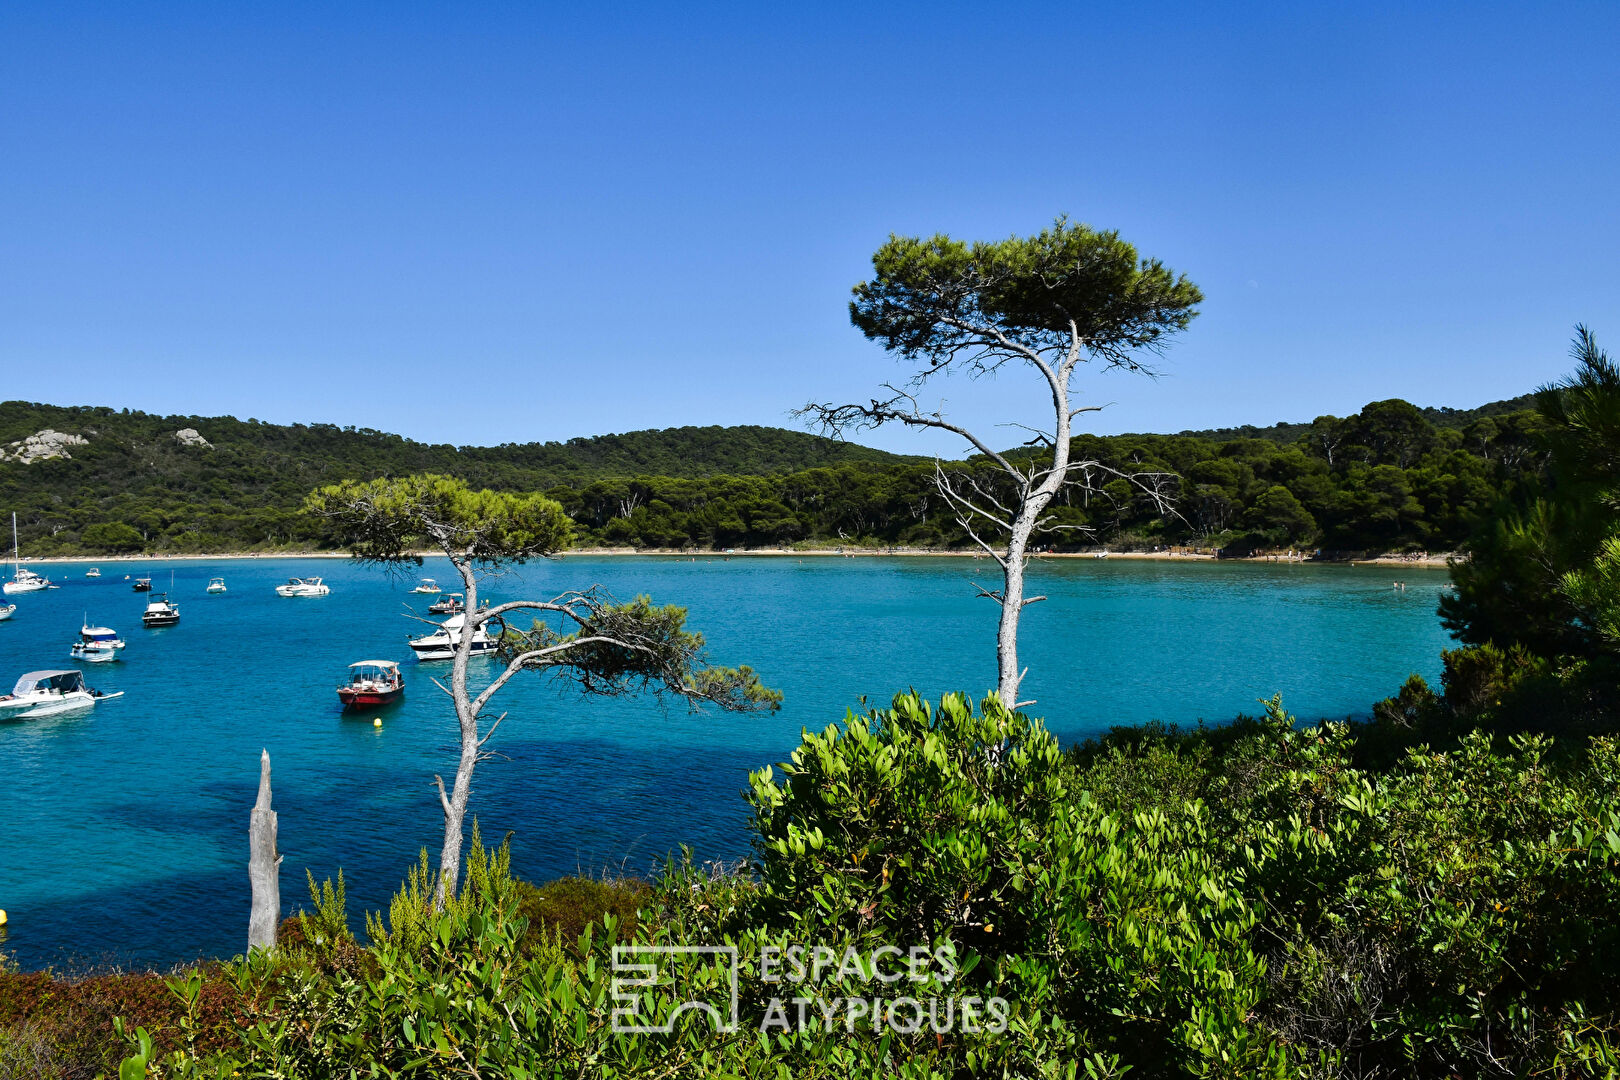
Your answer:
[133,577,153,592]
[427,592,465,615]
[0,670,122,720]
[412,578,441,594]
[408,612,498,661]
[70,620,126,662]
[141,594,180,627]
[0,602,14,622]
[275,577,330,597]
[207,577,227,593]
[337,660,404,709]
[3,513,51,594]
[86,567,101,578]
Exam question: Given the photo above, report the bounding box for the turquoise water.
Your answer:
[0,555,1452,969]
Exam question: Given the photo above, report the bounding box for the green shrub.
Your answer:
[512,875,651,954]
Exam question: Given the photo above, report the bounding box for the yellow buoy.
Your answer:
[373,718,382,728]
[0,909,8,927]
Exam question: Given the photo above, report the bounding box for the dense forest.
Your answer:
[0,394,1545,556]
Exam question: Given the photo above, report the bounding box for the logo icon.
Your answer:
[611,945,740,1034]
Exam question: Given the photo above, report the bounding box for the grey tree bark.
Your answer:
[806,335,1175,710]
[247,749,281,954]
[427,559,674,908]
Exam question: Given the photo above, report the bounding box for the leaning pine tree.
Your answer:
[801,218,1202,707]
[307,474,780,905]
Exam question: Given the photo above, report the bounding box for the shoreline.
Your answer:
[20,548,1459,569]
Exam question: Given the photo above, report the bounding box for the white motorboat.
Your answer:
[408,612,498,661]
[207,577,227,593]
[412,578,441,594]
[4,513,50,594]
[86,567,101,578]
[70,619,126,662]
[141,593,180,627]
[0,602,14,622]
[0,670,122,720]
[71,641,120,662]
[275,577,330,597]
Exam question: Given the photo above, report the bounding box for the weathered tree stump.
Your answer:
[248,749,282,954]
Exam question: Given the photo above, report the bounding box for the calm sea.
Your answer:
[0,555,1452,969]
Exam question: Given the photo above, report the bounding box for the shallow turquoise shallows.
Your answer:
[0,555,1452,969]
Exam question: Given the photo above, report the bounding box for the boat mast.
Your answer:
[10,512,18,576]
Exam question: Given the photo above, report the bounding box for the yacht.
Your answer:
[337,660,405,709]
[412,578,441,594]
[408,612,498,661]
[70,619,126,662]
[207,577,227,594]
[275,577,330,597]
[141,593,181,627]
[4,513,51,594]
[0,670,122,720]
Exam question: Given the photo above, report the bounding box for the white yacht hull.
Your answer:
[3,579,48,595]
[409,636,498,661]
[0,690,98,719]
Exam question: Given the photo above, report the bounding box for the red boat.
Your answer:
[337,660,404,710]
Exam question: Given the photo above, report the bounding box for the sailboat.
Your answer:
[3,513,51,594]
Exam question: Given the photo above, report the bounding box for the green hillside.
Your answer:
[0,392,1546,556]
[0,403,915,552]
[1171,393,1538,444]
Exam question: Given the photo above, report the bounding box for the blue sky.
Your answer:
[2,2,1616,455]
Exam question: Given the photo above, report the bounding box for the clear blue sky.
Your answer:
[3,2,1616,455]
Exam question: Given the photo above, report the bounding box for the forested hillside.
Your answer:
[0,395,1545,556]
[0,403,913,553]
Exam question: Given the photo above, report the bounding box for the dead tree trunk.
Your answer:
[247,749,281,954]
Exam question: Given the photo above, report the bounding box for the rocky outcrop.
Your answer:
[0,429,89,464]
[174,428,212,449]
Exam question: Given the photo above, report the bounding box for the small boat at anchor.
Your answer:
[412,578,441,594]
[141,593,180,627]
[408,612,498,661]
[427,592,465,615]
[207,577,227,593]
[133,576,152,592]
[86,567,101,578]
[70,619,127,662]
[0,602,15,622]
[275,577,330,597]
[0,670,123,720]
[337,660,404,709]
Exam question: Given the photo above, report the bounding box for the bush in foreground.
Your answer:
[7,693,1620,1078]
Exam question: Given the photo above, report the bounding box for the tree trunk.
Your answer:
[434,559,482,908]
[996,531,1027,709]
[996,492,1054,709]
[247,750,281,954]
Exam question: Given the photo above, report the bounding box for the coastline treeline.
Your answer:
[0,393,1545,556]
